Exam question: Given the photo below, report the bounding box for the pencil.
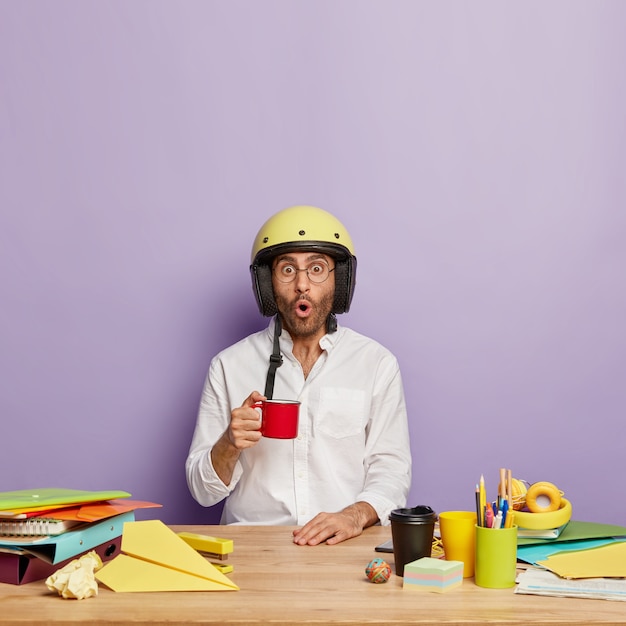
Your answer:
[499,467,506,507]
[479,475,486,528]
[507,469,513,504]
[475,484,481,527]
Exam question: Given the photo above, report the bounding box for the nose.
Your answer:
[294,268,312,292]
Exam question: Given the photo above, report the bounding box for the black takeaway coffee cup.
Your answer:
[389,505,438,576]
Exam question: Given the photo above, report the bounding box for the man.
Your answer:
[186,205,411,545]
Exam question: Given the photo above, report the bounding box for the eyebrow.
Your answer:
[274,253,331,265]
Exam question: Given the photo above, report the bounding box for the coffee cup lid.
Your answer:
[389,505,437,523]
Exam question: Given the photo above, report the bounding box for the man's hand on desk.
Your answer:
[292,502,379,546]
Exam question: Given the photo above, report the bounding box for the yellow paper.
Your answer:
[95,520,239,592]
[537,541,626,579]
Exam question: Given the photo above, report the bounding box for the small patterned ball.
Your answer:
[365,558,391,583]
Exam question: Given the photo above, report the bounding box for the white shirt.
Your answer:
[185,318,412,526]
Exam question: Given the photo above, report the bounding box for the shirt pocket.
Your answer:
[317,387,366,439]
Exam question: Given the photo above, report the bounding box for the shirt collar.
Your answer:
[266,316,342,353]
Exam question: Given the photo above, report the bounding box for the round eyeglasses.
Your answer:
[273,260,335,284]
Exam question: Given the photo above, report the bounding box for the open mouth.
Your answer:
[295,300,312,317]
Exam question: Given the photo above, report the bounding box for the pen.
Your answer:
[493,510,503,529]
[504,508,514,528]
[475,485,481,527]
[500,498,509,529]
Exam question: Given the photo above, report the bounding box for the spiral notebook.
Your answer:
[0,518,83,538]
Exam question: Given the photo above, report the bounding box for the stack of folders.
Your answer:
[0,488,161,585]
[516,520,626,602]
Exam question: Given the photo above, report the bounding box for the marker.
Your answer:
[493,511,503,529]
[500,498,509,529]
[504,501,514,528]
[485,506,494,529]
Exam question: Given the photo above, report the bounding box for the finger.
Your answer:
[232,401,263,427]
[325,528,353,545]
[229,404,263,446]
[294,516,338,546]
[231,413,262,439]
[294,528,331,546]
[241,390,266,408]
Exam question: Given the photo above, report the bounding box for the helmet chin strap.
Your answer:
[264,316,283,399]
[264,313,337,399]
[326,313,337,333]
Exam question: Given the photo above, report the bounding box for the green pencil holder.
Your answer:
[474,524,517,588]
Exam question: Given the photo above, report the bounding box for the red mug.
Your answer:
[253,399,300,439]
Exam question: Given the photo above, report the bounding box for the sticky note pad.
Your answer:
[403,557,463,593]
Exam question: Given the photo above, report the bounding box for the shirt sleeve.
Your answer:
[355,354,412,525]
[185,358,244,507]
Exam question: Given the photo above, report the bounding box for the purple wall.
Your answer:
[1,1,624,525]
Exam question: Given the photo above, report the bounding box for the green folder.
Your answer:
[517,520,626,546]
[0,488,132,513]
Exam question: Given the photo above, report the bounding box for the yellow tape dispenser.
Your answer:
[511,481,572,530]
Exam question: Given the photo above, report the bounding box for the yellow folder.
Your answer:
[95,520,239,592]
[537,541,626,579]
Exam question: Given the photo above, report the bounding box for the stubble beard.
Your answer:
[275,293,334,339]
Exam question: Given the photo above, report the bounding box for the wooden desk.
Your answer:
[0,525,624,625]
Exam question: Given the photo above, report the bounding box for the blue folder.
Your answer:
[0,511,134,564]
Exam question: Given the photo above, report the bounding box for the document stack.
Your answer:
[0,488,160,585]
[516,520,626,601]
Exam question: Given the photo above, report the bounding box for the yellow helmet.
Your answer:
[250,205,357,317]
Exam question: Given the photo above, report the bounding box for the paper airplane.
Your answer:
[95,520,239,592]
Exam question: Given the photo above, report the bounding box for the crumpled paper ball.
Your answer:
[46,550,103,599]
